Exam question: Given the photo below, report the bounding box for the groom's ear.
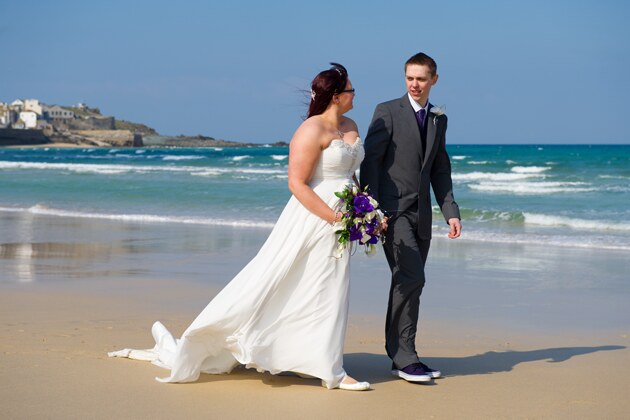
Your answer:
[431,73,439,86]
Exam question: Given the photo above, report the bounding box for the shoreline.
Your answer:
[1,203,628,255]
[0,142,286,149]
[1,142,96,148]
[2,211,628,316]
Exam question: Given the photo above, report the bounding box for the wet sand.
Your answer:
[1,213,628,419]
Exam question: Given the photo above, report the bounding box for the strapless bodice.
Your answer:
[310,137,364,182]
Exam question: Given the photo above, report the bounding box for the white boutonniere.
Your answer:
[430,105,446,125]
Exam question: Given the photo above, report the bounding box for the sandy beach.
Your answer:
[1,213,629,419]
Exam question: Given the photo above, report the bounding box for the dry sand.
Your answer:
[1,277,628,420]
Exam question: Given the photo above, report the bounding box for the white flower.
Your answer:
[334,243,345,258]
[332,220,344,230]
[310,89,316,101]
[430,105,446,126]
[430,105,446,116]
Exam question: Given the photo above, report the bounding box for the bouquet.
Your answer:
[333,184,385,258]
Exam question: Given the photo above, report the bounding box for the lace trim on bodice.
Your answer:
[308,137,363,183]
[326,137,361,157]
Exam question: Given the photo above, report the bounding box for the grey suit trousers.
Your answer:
[382,208,431,369]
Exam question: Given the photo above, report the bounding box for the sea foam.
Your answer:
[468,181,595,194]
[162,155,204,161]
[523,213,630,231]
[232,156,251,161]
[0,160,286,177]
[452,171,542,182]
[511,166,551,173]
[0,205,275,229]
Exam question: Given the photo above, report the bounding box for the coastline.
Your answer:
[0,127,281,149]
[1,213,628,418]
[0,140,288,149]
[2,142,94,149]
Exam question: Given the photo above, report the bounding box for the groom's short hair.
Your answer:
[405,53,437,76]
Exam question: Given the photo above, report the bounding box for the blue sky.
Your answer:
[1,0,629,144]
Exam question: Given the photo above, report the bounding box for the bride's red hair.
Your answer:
[307,63,348,118]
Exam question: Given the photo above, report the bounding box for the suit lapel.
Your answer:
[423,102,437,166]
[398,95,424,160]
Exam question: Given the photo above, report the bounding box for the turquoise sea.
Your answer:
[1,144,629,251]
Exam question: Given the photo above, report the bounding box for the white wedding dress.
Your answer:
[109,137,364,389]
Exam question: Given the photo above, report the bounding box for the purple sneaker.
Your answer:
[418,361,441,379]
[391,363,432,382]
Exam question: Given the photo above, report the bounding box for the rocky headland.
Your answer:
[143,135,287,148]
[0,102,285,148]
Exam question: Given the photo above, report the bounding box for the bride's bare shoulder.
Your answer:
[340,116,358,131]
[340,116,359,138]
[291,117,326,148]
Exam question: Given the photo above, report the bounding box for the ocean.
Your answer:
[1,144,629,251]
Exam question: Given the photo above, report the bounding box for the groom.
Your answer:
[360,52,461,382]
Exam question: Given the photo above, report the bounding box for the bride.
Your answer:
[109,63,371,391]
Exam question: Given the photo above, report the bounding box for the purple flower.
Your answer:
[353,194,374,213]
[333,184,385,258]
[364,223,375,235]
[349,224,363,242]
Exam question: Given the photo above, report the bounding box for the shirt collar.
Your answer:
[407,93,429,113]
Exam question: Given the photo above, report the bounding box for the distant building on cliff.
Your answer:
[18,110,38,129]
[0,104,9,127]
[24,99,43,116]
[44,105,74,120]
[2,98,120,133]
[2,99,79,129]
[0,103,17,128]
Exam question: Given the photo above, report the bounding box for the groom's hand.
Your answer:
[380,216,389,232]
[447,218,461,239]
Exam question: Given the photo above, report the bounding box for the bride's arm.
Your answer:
[288,123,339,225]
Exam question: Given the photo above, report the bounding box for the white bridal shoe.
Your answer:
[322,375,371,391]
[339,380,371,391]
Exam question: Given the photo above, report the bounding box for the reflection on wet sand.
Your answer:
[0,243,33,283]
[0,242,131,283]
[0,242,115,259]
[0,211,270,284]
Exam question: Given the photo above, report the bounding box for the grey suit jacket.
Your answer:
[360,94,460,239]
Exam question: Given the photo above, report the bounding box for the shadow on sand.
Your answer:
[344,345,626,385]
[182,345,625,388]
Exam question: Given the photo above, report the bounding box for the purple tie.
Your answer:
[415,108,427,154]
[415,108,426,130]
